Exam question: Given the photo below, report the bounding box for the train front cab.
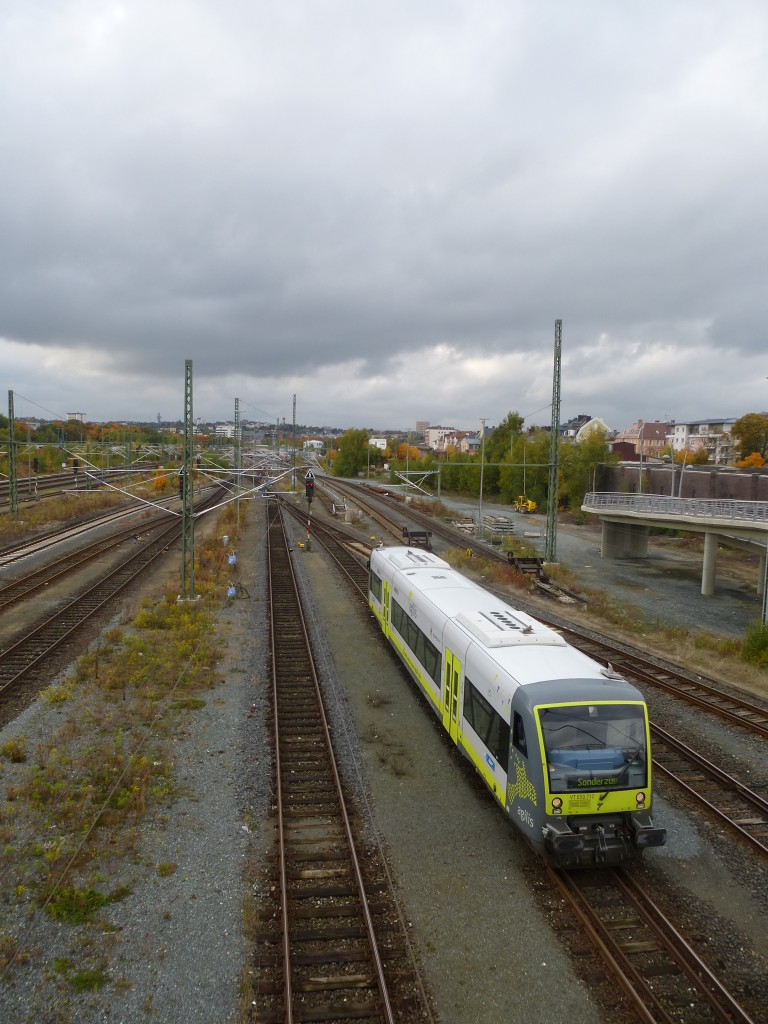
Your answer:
[507,682,666,867]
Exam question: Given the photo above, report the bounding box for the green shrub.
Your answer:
[741,621,768,667]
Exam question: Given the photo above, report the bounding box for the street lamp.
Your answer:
[477,418,486,540]
[677,449,689,498]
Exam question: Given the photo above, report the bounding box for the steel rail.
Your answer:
[545,866,664,1024]
[0,519,171,612]
[267,512,295,1024]
[0,492,179,566]
[548,866,757,1024]
[267,503,395,1024]
[613,868,758,1024]
[651,724,768,857]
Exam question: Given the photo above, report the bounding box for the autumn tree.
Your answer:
[732,413,768,462]
[675,448,710,465]
[737,451,766,469]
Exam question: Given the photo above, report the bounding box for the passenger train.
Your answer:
[368,546,667,867]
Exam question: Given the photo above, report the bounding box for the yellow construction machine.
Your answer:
[514,495,537,514]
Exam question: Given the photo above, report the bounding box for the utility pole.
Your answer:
[545,320,562,563]
[478,417,486,540]
[7,391,18,517]
[234,397,241,526]
[180,360,195,600]
[292,393,296,491]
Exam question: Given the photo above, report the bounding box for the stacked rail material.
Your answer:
[452,519,475,533]
[482,514,515,536]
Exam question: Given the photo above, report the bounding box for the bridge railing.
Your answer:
[583,492,768,524]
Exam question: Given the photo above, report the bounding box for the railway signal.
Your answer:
[305,471,315,503]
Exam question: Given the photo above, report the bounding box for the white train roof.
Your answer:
[378,547,566,649]
[374,546,620,689]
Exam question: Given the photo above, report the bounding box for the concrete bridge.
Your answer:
[581,492,768,598]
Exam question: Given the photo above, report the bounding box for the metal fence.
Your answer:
[583,492,768,525]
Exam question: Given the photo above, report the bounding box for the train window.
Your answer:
[370,569,382,602]
[390,600,441,687]
[538,702,648,792]
[512,712,528,756]
[463,679,510,773]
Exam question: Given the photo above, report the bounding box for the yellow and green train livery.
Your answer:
[368,546,666,868]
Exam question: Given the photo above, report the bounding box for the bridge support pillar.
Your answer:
[600,520,649,558]
[758,553,766,598]
[701,531,719,596]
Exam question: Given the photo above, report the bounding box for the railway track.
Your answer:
[0,518,173,613]
[280,497,370,602]
[548,866,756,1024]
[650,724,768,857]
[0,488,223,698]
[250,502,431,1023]
[0,467,153,511]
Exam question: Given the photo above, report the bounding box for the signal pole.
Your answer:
[545,319,562,563]
[180,360,195,600]
[304,470,314,550]
[292,393,296,491]
[7,391,18,518]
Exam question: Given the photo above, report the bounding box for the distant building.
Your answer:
[368,437,387,450]
[425,426,456,450]
[559,414,592,438]
[67,412,86,423]
[670,418,736,464]
[614,420,670,459]
[575,417,610,442]
[303,439,324,451]
[415,420,430,440]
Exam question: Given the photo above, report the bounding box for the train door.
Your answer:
[382,580,391,635]
[442,648,461,743]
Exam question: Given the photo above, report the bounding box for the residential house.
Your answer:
[670,418,736,464]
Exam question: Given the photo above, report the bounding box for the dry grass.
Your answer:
[0,502,249,992]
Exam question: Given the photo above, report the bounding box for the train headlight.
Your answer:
[552,797,563,810]
[635,792,646,805]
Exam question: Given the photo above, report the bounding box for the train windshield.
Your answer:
[538,703,648,793]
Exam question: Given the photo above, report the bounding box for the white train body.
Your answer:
[368,547,666,867]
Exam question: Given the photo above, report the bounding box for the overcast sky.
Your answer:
[2,1,767,433]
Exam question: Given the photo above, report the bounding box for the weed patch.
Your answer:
[1,737,28,763]
[45,884,129,924]
[52,958,109,991]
